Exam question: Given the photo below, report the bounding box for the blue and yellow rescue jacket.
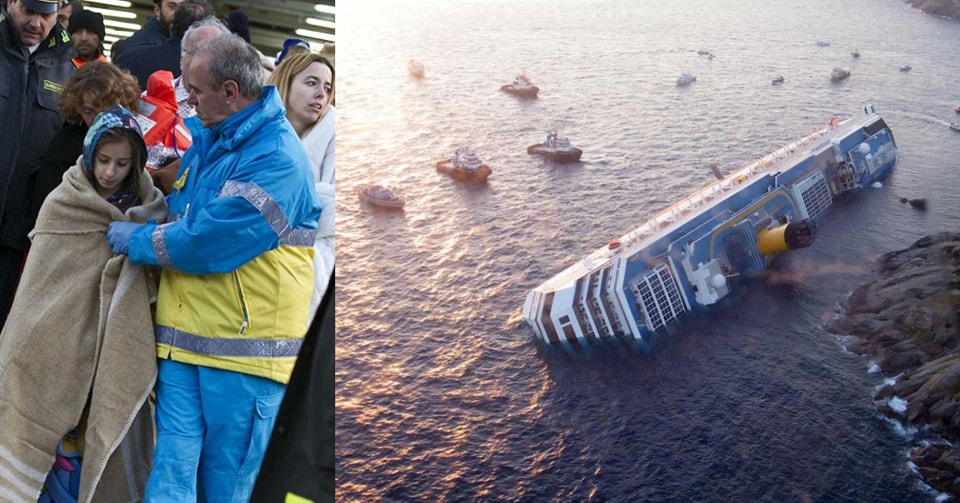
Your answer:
[126,86,320,384]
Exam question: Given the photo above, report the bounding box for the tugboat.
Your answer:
[527,130,583,163]
[676,72,696,86]
[407,59,425,78]
[500,73,539,99]
[357,183,405,209]
[830,67,851,80]
[771,75,785,85]
[436,147,492,183]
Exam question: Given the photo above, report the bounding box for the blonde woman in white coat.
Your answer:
[268,53,335,320]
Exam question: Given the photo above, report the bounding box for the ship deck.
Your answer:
[537,118,855,293]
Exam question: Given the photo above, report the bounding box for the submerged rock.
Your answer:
[827,232,960,494]
[900,197,928,211]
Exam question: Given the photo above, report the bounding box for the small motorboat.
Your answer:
[816,40,830,47]
[357,183,405,209]
[407,59,425,78]
[771,75,784,85]
[500,73,539,99]
[955,105,960,114]
[436,146,492,183]
[899,64,912,72]
[676,72,696,86]
[950,121,960,132]
[830,67,851,80]
[527,130,583,163]
[851,48,860,58]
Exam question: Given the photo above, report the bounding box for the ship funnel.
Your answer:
[757,220,815,255]
[863,104,875,115]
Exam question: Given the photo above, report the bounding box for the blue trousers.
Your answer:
[145,359,285,502]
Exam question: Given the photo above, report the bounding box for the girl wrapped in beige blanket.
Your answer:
[0,105,166,502]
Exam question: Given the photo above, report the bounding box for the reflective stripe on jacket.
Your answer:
[127,86,320,384]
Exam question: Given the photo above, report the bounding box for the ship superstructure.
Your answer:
[522,105,898,345]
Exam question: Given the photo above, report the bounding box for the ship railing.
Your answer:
[538,120,848,293]
[614,120,845,249]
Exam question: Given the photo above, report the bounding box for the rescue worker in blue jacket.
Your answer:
[0,0,76,330]
[106,33,320,501]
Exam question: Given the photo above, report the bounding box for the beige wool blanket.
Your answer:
[0,160,166,502]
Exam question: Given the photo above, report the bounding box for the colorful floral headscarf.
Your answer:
[82,105,148,212]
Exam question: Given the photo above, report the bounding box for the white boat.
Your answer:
[899,64,912,72]
[501,73,539,99]
[676,72,696,86]
[830,67,851,80]
[407,59,425,78]
[950,121,960,132]
[527,130,583,163]
[357,183,405,209]
[436,146,492,183]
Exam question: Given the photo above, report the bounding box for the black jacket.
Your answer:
[0,19,76,250]
[113,38,181,92]
[252,271,335,502]
[109,16,169,61]
[29,121,86,225]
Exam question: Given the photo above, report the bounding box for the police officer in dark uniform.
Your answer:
[0,0,76,329]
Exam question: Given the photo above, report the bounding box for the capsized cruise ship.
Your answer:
[522,105,899,345]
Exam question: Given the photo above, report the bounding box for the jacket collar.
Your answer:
[209,85,285,150]
[1,19,72,60]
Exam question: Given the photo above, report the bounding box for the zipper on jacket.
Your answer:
[233,271,250,336]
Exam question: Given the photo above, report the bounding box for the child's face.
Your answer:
[93,140,133,198]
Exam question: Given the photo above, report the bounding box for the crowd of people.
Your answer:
[0,0,334,501]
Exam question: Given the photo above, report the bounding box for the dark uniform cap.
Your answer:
[19,0,60,14]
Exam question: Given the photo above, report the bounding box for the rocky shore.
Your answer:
[908,0,960,20]
[826,233,960,496]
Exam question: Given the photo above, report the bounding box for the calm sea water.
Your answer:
[336,1,960,500]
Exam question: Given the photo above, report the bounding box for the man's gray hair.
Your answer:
[181,16,230,59]
[194,33,264,99]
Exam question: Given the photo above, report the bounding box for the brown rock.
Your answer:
[831,233,960,494]
[879,349,926,373]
